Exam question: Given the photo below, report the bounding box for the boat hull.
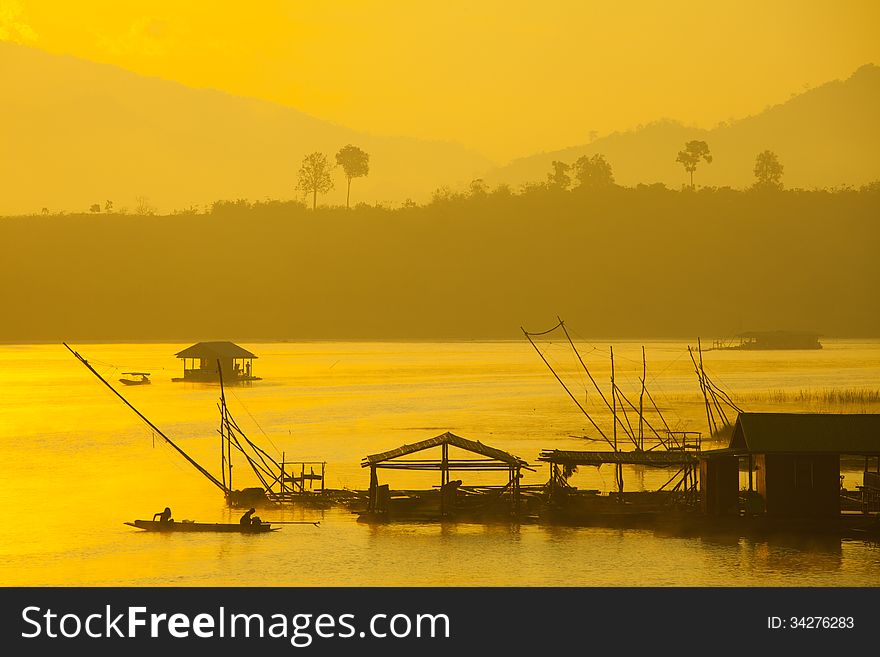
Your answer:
[125,520,275,533]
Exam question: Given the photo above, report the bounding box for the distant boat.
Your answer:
[713,331,822,351]
[124,519,276,533]
[118,372,151,385]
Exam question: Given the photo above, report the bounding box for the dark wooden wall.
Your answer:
[700,455,740,516]
[756,453,840,517]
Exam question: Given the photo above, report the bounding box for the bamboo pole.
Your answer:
[611,346,617,452]
[558,318,635,443]
[63,343,227,492]
[522,328,614,449]
[639,347,646,451]
[689,344,716,438]
[612,347,624,495]
[697,338,719,435]
[218,361,234,491]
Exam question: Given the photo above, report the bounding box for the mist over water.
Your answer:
[1,340,878,586]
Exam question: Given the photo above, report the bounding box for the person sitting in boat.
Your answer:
[240,507,262,526]
[153,507,173,523]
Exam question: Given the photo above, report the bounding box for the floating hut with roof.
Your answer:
[700,413,880,518]
[172,341,260,383]
[360,432,535,521]
[713,330,822,351]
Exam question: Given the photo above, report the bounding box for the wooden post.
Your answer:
[321,462,325,493]
[280,452,286,495]
[440,442,449,516]
[512,466,520,514]
[369,465,378,512]
[748,454,753,491]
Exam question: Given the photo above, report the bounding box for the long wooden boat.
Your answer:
[119,372,151,386]
[125,519,277,533]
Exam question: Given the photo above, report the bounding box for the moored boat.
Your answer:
[125,519,277,533]
[119,372,151,385]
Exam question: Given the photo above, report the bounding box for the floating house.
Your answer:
[714,330,822,350]
[700,413,880,518]
[172,341,260,383]
[360,432,533,520]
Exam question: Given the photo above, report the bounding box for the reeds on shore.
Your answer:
[741,387,880,406]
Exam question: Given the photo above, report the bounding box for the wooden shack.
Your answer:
[172,341,260,383]
[700,413,880,518]
[736,331,822,350]
[361,432,532,519]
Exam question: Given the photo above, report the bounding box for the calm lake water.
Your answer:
[1,340,878,586]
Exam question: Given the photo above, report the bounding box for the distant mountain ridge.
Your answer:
[1,42,877,215]
[0,41,492,214]
[482,64,880,190]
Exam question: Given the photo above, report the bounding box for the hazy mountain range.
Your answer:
[0,41,491,215]
[1,41,878,215]
[484,63,880,191]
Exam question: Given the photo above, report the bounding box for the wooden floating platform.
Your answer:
[539,449,699,466]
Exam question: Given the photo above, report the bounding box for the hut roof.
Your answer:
[538,450,699,466]
[362,431,530,468]
[726,413,880,455]
[175,341,257,359]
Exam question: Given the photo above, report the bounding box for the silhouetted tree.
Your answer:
[89,203,101,213]
[547,160,571,190]
[430,185,461,204]
[675,140,712,188]
[753,150,784,190]
[520,180,547,194]
[335,145,370,208]
[573,153,615,189]
[135,195,157,216]
[296,152,335,210]
[469,178,489,197]
[492,183,513,198]
[104,199,113,212]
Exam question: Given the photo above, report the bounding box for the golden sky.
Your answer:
[3,0,879,162]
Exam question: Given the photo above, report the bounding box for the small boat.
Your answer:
[124,519,277,533]
[119,372,151,386]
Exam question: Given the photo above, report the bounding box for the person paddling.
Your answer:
[153,507,173,523]
[240,507,261,526]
